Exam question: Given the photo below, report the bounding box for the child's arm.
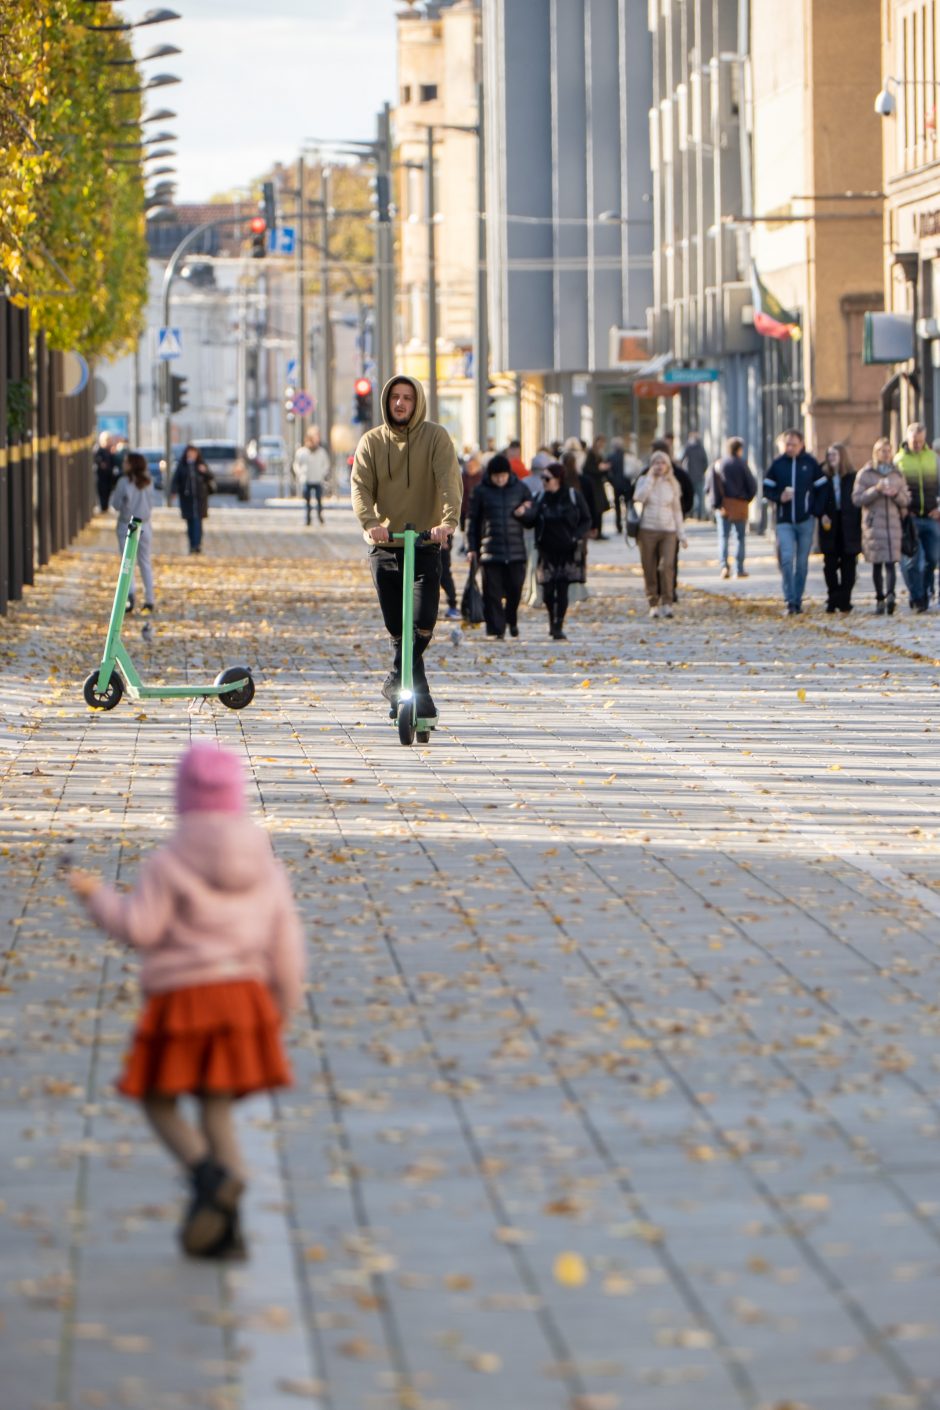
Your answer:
[267,863,306,1019]
[68,855,173,950]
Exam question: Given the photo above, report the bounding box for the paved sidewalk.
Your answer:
[2,504,940,1410]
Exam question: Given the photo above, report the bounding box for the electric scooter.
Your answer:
[391,526,437,746]
[82,517,255,712]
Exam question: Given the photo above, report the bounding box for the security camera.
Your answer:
[874,87,897,117]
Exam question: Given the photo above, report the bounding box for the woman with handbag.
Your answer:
[705,437,757,579]
[632,452,687,618]
[814,443,862,613]
[852,437,911,615]
[518,461,591,639]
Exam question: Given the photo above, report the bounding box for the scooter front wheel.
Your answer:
[83,669,124,711]
[397,699,416,746]
[215,665,255,710]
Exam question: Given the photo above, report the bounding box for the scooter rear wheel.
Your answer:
[83,670,124,711]
[397,699,416,746]
[215,666,255,710]
[416,730,431,744]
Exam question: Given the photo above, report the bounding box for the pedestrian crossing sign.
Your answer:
[157,327,182,360]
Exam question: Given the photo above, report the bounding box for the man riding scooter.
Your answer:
[350,376,462,720]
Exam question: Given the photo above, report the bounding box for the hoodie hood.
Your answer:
[167,814,276,894]
[382,375,427,440]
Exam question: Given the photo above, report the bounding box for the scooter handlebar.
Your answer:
[391,529,434,543]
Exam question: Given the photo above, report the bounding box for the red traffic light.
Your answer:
[249,216,266,234]
[354,377,372,396]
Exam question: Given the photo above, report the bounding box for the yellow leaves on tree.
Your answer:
[0,1,148,359]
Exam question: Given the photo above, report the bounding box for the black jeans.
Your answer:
[304,482,323,525]
[823,551,857,609]
[439,546,457,609]
[872,561,897,601]
[370,543,442,641]
[544,578,570,629]
[481,560,526,636]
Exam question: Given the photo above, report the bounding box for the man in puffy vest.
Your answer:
[350,376,462,720]
[763,428,826,615]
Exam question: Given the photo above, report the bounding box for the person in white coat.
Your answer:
[293,427,331,525]
[110,452,156,612]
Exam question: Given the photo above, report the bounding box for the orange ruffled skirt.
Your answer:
[118,979,292,1100]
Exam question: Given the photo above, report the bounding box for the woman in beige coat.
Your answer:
[633,451,687,617]
[852,437,911,614]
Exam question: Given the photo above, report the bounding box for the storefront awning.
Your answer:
[633,351,673,378]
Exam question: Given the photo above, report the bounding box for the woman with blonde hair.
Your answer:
[852,437,911,614]
[632,450,687,618]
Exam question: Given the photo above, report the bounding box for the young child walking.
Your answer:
[68,743,305,1259]
[109,451,157,613]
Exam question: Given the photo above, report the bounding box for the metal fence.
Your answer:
[1,296,96,617]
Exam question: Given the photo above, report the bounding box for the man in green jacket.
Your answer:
[351,376,462,719]
[895,421,940,611]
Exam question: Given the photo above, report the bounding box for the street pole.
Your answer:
[426,123,438,422]
[319,168,332,461]
[474,82,488,451]
[374,102,394,399]
[297,154,307,441]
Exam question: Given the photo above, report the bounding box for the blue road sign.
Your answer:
[267,226,296,255]
[286,358,298,383]
[157,327,182,360]
[663,366,720,384]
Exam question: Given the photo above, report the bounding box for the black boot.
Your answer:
[382,640,403,717]
[180,1158,245,1258]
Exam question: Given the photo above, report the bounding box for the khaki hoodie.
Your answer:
[350,375,462,539]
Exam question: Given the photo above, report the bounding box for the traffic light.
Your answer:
[170,373,188,413]
[487,382,500,419]
[353,377,373,425]
[262,181,277,233]
[284,383,296,424]
[249,215,266,258]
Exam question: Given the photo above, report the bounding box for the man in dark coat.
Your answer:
[814,444,862,612]
[467,453,532,638]
[763,428,825,615]
[680,432,709,519]
[94,434,118,513]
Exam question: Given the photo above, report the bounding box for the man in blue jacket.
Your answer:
[763,428,826,614]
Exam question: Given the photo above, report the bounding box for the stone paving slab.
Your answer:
[1,505,940,1410]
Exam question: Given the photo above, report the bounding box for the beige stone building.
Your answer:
[879,0,940,437]
[393,0,482,448]
[749,0,885,466]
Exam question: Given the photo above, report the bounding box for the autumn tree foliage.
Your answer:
[0,0,148,359]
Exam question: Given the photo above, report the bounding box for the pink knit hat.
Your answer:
[176,743,245,815]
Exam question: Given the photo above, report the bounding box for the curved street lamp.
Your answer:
[82,7,180,31]
[105,43,181,66]
[110,73,181,96]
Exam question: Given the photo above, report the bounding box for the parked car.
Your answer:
[190,440,251,501]
[134,447,166,491]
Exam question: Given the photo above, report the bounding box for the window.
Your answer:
[419,84,438,103]
[401,85,412,104]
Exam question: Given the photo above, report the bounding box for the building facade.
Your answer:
[394,0,482,448]
[646,0,762,463]
[749,0,884,467]
[879,0,940,438]
[482,0,654,447]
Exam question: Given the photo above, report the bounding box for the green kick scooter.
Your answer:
[391,526,437,747]
[82,517,255,712]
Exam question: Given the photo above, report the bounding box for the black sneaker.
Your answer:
[141,602,155,614]
[508,624,519,638]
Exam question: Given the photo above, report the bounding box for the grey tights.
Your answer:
[143,1094,243,1178]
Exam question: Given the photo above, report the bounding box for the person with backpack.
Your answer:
[110,451,157,613]
[705,436,758,580]
[519,460,591,639]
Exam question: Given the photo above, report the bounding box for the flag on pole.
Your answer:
[750,265,802,341]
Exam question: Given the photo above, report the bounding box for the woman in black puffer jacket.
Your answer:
[521,461,591,639]
[467,453,532,638]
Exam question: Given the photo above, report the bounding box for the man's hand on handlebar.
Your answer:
[368,525,390,544]
[429,524,453,545]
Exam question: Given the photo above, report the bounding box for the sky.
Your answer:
[135,0,400,201]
